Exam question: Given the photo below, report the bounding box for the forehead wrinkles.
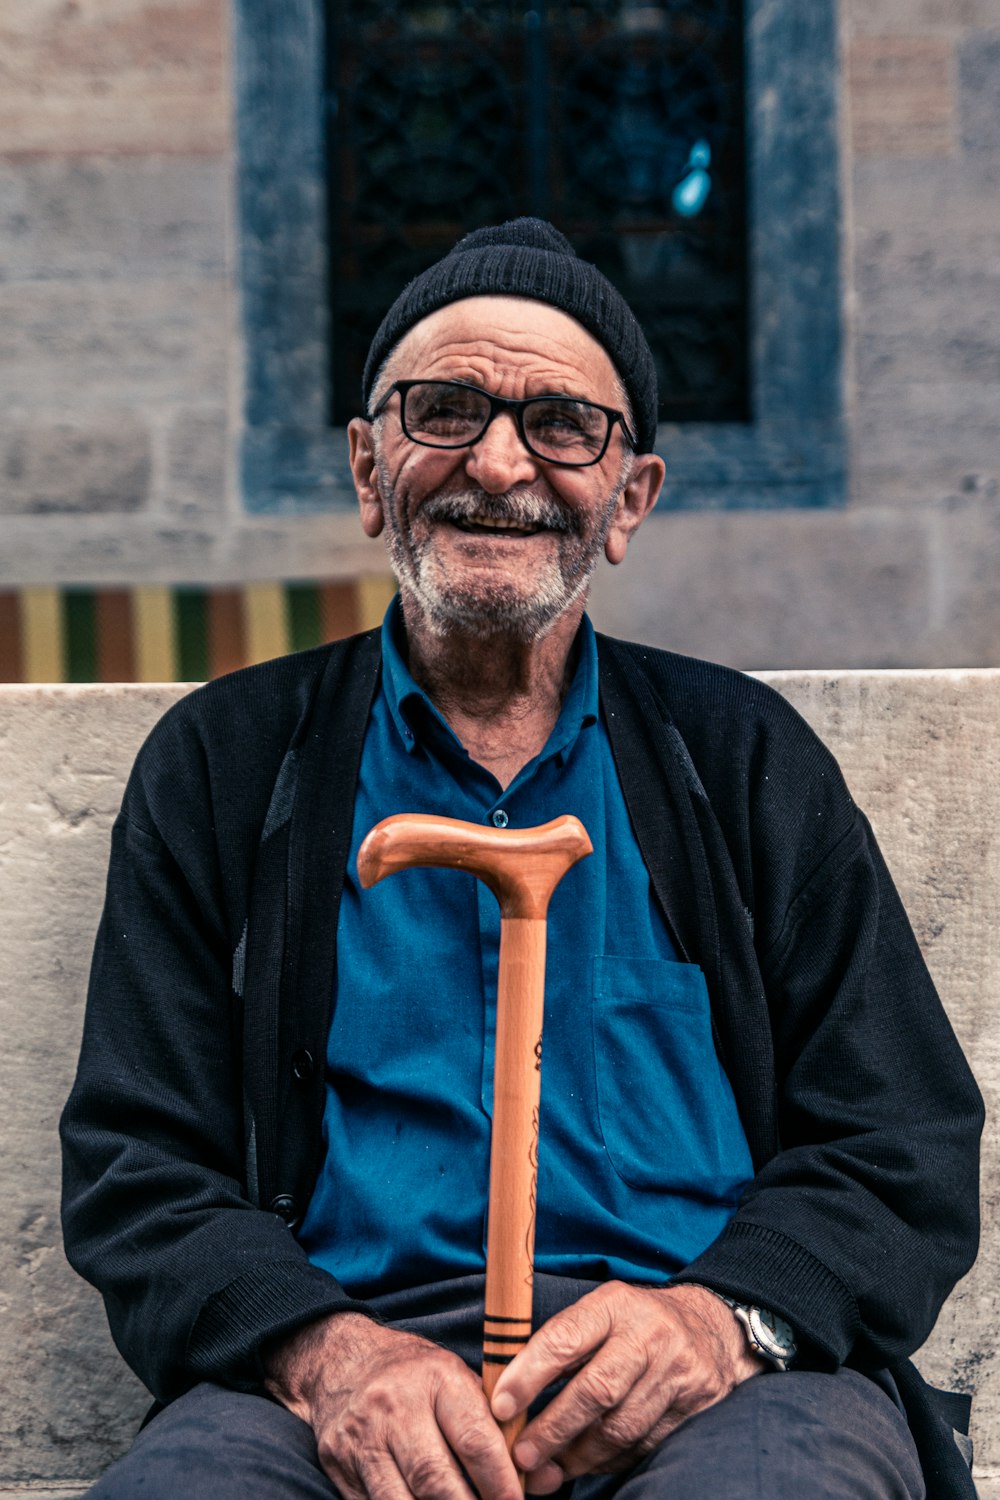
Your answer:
[383,300,620,405]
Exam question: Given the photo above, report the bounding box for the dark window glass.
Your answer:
[326,0,748,426]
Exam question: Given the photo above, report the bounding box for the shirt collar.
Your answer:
[379,595,598,766]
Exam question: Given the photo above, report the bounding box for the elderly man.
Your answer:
[62,220,982,1500]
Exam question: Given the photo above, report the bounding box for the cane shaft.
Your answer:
[356,812,592,1471]
[482,917,546,1450]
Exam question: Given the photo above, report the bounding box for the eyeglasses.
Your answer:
[367,379,636,467]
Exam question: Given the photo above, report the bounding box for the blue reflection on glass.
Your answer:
[672,139,712,218]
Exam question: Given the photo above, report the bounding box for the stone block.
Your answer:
[851,163,1000,337]
[0,417,151,514]
[0,1492,89,1499]
[851,381,1000,506]
[852,157,1000,240]
[605,498,1000,667]
[163,407,229,514]
[0,1490,89,1499]
[853,231,1000,334]
[960,30,1000,153]
[846,0,1000,29]
[0,158,228,283]
[0,0,229,157]
[0,685,186,1484]
[587,508,931,669]
[850,162,1000,455]
[857,328,1000,386]
[924,493,1000,663]
[849,36,956,157]
[0,281,229,412]
[0,512,386,589]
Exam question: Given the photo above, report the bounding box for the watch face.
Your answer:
[749,1306,796,1358]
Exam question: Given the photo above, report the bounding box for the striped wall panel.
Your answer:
[0,577,397,683]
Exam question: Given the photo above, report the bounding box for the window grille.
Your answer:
[326,0,748,425]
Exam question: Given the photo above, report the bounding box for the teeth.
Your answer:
[465,515,535,531]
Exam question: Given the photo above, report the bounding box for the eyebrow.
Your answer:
[407,378,607,404]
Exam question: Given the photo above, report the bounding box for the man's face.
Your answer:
[350,296,661,642]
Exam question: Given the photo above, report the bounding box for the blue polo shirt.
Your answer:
[298,599,753,1298]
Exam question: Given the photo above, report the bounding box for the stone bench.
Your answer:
[1,674,997,1498]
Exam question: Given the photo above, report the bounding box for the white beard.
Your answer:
[375,461,625,644]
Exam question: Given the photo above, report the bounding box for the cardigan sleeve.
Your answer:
[60,724,373,1403]
[676,799,984,1373]
[598,641,987,1374]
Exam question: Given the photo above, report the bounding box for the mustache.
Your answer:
[420,489,580,535]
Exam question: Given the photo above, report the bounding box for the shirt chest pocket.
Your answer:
[592,956,750,1194]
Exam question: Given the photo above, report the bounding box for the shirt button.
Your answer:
[270,1194,299,1229]
[492,809,509,828]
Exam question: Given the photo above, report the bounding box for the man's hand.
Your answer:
[264,1312,522,1500]
[490,1282,766,1493]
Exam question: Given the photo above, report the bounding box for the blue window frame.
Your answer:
[234,0,844,513]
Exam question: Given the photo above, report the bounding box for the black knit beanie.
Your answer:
[362,218,659,454]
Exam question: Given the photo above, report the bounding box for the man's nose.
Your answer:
[463,412,539,493]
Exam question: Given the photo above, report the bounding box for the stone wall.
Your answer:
[1,0,998,666]
[0,0,383,591]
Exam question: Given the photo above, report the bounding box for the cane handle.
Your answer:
[358,812,592,918]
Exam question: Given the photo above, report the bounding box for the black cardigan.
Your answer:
[60,630,984,1495]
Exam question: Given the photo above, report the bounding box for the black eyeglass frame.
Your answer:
[367,379,638,468]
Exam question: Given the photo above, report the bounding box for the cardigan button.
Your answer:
[271,1194,299,1228]
[291,1048,314,1083]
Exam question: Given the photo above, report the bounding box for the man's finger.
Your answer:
[395,1446,473,1500]
[350,1450,413,1500]
[527,1370,684,1481]
[510,1339,650,1473]
[523,1459,565,1496]
[435,1377,524,1500]
[491,1291,614,1421]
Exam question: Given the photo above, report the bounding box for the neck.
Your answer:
[398,595,585,785]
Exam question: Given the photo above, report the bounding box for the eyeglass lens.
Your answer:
[402,382,610,463]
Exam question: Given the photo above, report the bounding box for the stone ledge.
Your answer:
[1,676,997,1488]
[0,1488,91,1499]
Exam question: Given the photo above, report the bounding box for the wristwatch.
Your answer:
[713,1294,798,1371]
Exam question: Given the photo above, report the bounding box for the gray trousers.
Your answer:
[87,1275,925,1500]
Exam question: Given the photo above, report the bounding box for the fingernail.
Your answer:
[492,1392,516,1421]
[514,1440,539,1470]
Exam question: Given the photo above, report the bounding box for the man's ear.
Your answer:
[349,418,385,538]
[604,452,665,565]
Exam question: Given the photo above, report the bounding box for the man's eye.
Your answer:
[532,405,583,431]
[528,402,603,443]
[410,391,483,428]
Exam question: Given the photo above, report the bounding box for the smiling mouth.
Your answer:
[450,514,546,537]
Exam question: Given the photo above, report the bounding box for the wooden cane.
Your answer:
[357,812,592,1459]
